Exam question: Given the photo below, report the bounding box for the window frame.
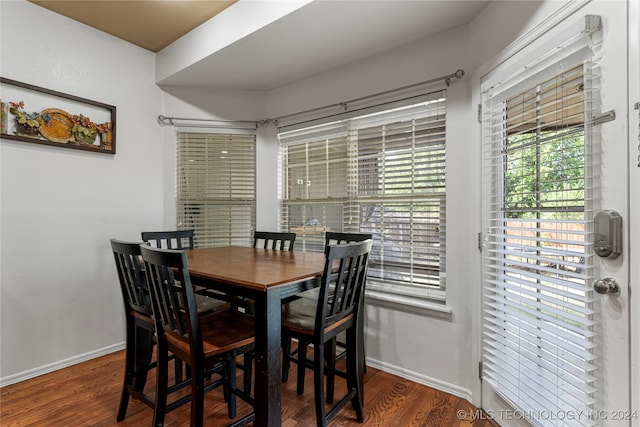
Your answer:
[277,94,450,311]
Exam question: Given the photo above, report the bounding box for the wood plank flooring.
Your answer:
[1,350,496,426]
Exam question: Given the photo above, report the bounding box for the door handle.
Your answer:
[593,277,620,295]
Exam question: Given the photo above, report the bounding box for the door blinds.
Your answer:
[176,131,256,248]
[279,92,446,290]
[481,59,599,426]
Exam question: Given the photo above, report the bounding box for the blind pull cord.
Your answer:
[635,101,640,167]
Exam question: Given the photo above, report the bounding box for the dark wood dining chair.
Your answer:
[244,230,297,314]
[111,238,157,420]
[141,230,230,314]
[285,231,373,386]
[323,232,372,367]
[281,239,372,427]
[140,244,256,427]
[142,230,254,394]
[253,231,296,251]
[141,229,195,250]
[111,239,195,421]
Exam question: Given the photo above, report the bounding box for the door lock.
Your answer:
[594,210,622,259]
[593,277,620,295]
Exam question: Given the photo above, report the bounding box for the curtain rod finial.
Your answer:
[157,115,174,126]
[455,69,465,79]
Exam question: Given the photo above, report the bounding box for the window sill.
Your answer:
[365,283,452,320]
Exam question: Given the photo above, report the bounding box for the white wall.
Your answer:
[262,25,480,400]
[0,0,163,383]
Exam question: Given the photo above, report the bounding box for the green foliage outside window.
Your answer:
[505,128,585,220]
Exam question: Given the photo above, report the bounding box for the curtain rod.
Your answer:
[157,68,464,128]
[272,69,464,124]
[157,115,258,128]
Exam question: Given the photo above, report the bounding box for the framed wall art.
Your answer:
[0,77,116,154]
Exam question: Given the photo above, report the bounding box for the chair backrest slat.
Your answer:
[141,230,195,250]
[253,231,296,251]
[317,240,372,336]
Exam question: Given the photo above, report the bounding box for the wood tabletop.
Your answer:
[185,246,327,291]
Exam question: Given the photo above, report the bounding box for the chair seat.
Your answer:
[166,309,255,358]
[294,287,320,299]
[282,296,354,337]
[282,297,317,335]
[195,294,229,315]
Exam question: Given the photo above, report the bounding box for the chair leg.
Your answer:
[133,326,154,389]
[313,343,328,427]
[325,340,336,404]
[222,361,230,403]
[243,352,253,395]
[152,344,169,427]
[117,321,137,421]
[347,327,364,422]
[175,359,183,384]
[281,335,292,383]
[296,340,308,395]
[226,356,238,419]
[190,361,205,427]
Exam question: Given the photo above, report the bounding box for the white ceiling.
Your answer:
[30,0,490,91]
[159,1,490,91]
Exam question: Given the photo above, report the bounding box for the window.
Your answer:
[176,131,256,248]
[278,91,447,297]
[482,62,598,424]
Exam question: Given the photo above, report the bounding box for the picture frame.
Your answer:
[0,77,116,155]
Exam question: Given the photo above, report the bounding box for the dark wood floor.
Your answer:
[1,350,496,426]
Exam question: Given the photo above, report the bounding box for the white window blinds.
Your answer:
[176,131,256,248]
[279,92,446,291]
[481,60,599,425]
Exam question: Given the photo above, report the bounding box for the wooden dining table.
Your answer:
[185,246,327,427]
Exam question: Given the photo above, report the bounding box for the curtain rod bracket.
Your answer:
[157,115,174,126]
[446,70,465,87]
[591,110,615,126]
[257,118,278,127]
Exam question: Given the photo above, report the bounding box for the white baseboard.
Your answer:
[1,342,473,408]
[0,342,125,387]
[366,357,473,403]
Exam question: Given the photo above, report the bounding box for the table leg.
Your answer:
[252,288,282,427]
